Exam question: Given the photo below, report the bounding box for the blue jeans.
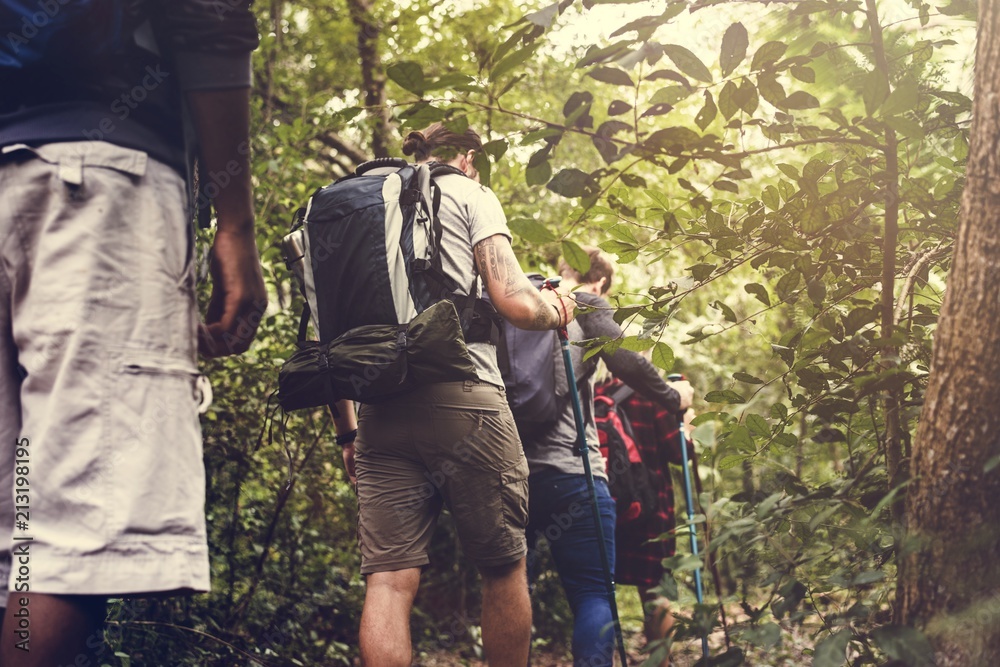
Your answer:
[527,469,617,667]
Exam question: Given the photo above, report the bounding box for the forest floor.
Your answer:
[413,598,817,667]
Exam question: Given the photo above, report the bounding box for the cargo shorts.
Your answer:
[355,380,529,574]
[0,141,210,605]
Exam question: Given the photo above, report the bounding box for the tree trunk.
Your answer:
[347,0,392,158]
[897,2,1000,663]
[866,0,907,526]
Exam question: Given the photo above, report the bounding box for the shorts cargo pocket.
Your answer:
[500,457,529,551]
[106,351,204,538]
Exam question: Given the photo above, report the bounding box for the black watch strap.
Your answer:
[335,429,358,446]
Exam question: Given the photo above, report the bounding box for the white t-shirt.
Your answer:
[433,172,511,387]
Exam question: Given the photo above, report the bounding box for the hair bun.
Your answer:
[402,131,427,157]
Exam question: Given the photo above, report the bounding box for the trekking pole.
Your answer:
[548,281,628,667]
[668,373,710,664]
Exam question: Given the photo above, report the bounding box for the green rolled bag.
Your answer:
[278,300,478,411]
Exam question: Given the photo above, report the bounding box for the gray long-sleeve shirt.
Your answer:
[521,292,682,479]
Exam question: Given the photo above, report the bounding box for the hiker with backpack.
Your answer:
[596,376,695,666]
[520,248,692,667]
[314,123,577,667]
[0,3,265,664]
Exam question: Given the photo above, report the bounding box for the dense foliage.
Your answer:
[106,0,978,665]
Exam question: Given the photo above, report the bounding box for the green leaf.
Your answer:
[863,69,889,116]
[720,22,749,77]
[640,103,674,118]
[652,342,675,372]
[757,72,785,106]
[736,78,760,114]
[713,299,738,322]
[689,263,716,282]
[745,283,771,306]
[493,43,540,82]
[782,91,819,110]
[576,39,633,68]
[747,414,769,437]
[547,169,596,198]
[331,106,363,124]
[472,150,492,188]
[885,115,925,140]
[561,240,591,275]
[719,80,740,120]
[650,85,693,106]
[646,190,671,210]
[808,279,826,304]
[398,101,448,128]
[508,218,556,244]
[443,115,469,135]
[525,2,561,27]
[662,44,713,83]
[870,626,935,667]
[608,100,633,115]
[483,139,509,160]
[776,163,800,179]
[424,73,476,91]
[706,390,746,404]
[588,66,635,86]
[525,158,552,186]
[762,185,780,211]
[695,91,718,130]
[791,65,815,83]
[776,269,802,299]
[813,629,851,667]
[881,78,919,117]
[564,90,595,128]
[735,372,764,384]
[647,126,701,152]
[620,335,656,352]
[751,41,787,70]
[726,425,755,453]
[387,61,426,95]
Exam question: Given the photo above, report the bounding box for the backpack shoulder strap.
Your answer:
[609,383,636,406]
[356,157,408,175]
[428,162,468,179]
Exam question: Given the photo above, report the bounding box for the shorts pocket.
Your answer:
[500,457,529,548]
[106,351,204,538]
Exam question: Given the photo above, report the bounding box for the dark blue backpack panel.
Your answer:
[486,274,563,429]
[301,162,429,343]
[0,0,126,70]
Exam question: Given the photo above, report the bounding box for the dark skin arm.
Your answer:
[186,87,268,357]
[474,234,575,330]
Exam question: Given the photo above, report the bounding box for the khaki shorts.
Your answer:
[355,380,529,574]
[0,141,209,605]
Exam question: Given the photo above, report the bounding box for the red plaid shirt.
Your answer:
[597,379,685,589]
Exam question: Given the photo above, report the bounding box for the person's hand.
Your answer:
[668,379,694,412]
[342,443,357,487]
[198,225,267,357]
[539,288,577,327]
[682,407,695,439]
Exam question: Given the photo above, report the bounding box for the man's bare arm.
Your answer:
[474,234,575,330]
[188,88,267,357]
